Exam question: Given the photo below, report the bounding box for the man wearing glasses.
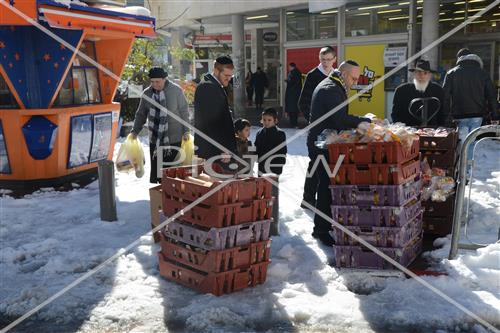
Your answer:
[194,56,237,162]
[299,46,337,209]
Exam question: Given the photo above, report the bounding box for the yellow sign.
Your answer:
[345,44,386,119]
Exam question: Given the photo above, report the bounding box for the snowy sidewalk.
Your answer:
[0,129,499,333]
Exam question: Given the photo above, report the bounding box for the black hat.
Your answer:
[409,59,437,73]
[457,48,471,58]
[148,67,168,79]
[215,55,233,65]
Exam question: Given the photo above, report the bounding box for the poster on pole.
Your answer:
[90,113,112,162]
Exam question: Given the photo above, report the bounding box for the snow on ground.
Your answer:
[0,129,499,333]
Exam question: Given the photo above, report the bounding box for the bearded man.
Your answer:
[392,59,445,126]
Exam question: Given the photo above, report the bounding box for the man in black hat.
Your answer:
[131,67,190,183]
[194,56,237,161]
[392,59,445,127]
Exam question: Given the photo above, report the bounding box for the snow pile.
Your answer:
[0,129,499,332]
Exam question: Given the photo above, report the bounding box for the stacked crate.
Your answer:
[157,164,274,296]
[328,140,423,270]
[418,129,459,236]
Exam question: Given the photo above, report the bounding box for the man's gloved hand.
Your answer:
[182,133,191,141]
[130,132,138,140]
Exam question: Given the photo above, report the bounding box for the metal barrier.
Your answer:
[448,125,500,260]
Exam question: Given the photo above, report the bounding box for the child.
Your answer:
[254,108,287,236]
[234,118,255,175]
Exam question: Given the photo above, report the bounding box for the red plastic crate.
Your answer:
[162,165,272,206]
[158,253,269,296]
[330,159,420,185]
[160,236,271,273]
[327,140,419,165]
[333,235,422,269]
[163,197,273,228]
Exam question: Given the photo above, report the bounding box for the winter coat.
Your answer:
[392,81,445,126]
[255,126,287,175]
[298,67,328,121]
[194,73,237,159]
[443,54,497,119]
[132,81,189,146]
[307,71,371,149]
[285,68,302,114]
[252,71,268,94]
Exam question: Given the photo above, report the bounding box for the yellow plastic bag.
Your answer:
[175,134,195,166]
[115,134,145,178]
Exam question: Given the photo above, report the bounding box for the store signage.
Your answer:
[384,47,407,67]
[263,32,278,42]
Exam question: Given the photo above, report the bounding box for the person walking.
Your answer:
[245,67,254,107]
[285,62,302,128]
[253,67,268,110]
[130,67,190,183]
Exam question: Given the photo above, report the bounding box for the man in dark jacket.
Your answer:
[392,59,445,126]
[443,48,498,168]
[308,60,371,246]
[285,63,302,128]
[299,46,336,210]
[131,67,190,183]
[194,56,237,161]
[252,67,268,110]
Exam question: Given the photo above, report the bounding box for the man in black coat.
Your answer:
[299,46,337,210]
[252,67,268,110]
[285,63,302,128]
[194,56,237,161]
[392,59,445,127]
[308,60,371,246]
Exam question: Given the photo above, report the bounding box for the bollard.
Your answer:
[98,160,118,222]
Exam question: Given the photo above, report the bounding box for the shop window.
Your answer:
[435,0,500,35]
[55,41,102,106]
[345,1,409,37]
[0,72,18,109]
[0,120,10,174]
[286,9,337,41]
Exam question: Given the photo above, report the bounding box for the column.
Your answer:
[231,14,246,118]
[279,8,286,109]
[421,0,440,70]
[337,5,346,64]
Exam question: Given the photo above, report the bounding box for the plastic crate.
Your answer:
[423,216,453,236]
[164,219,272,251]
[333,235,422,269]
[149,185,166,243]
[418,129,458,151]
[422,148,458,168]
[330,178,421,206]
[162,164,272,206]
[160,236,271,273]
[331,212,423,248]
[330,159,420,185]
[327,140,419,165]
[158,253,269,296]
[331,199,422,228]
[163,197,273,229]
[422,194,455,218]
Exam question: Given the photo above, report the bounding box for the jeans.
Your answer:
[456,117,483,171]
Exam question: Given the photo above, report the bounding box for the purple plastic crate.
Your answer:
[330,178,421,206]
[333,235,423,269]
[164,219,271,251]
[331,212,423,248]
[331,199,421,228]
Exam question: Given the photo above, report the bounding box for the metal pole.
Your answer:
[98,160,118,222]
[449,125,500,259]
[231,14,246,118]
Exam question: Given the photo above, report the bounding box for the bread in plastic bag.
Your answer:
[115,134,145,178]
[175,133,195,166]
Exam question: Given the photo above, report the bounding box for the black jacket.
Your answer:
[252,71,268,93]
[255,126,287,175]
[285,68,302,114]
[392,81,445,126]
[443,54,497,119]
[194,74,236,159]
[298,67,328,121]
[307,71,371,149]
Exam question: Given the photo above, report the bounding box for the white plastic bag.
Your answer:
[115,134,145,178]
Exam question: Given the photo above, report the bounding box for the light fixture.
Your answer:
[439,18,453,22]
[378,9,402,14]
[246,15,269,20]
[494,13,500,16]
[470,20,487,24]
[358,4,389,10]
[398,2,410,5]
[286,11,294,15]
[388,16,409,20]
[417,0,423,3]
[453,17,465,20]
[454,0,485,3]
[492,22,497,27]
[354,12,370,16]
[321,10,338,14]
[454,8,483,13]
